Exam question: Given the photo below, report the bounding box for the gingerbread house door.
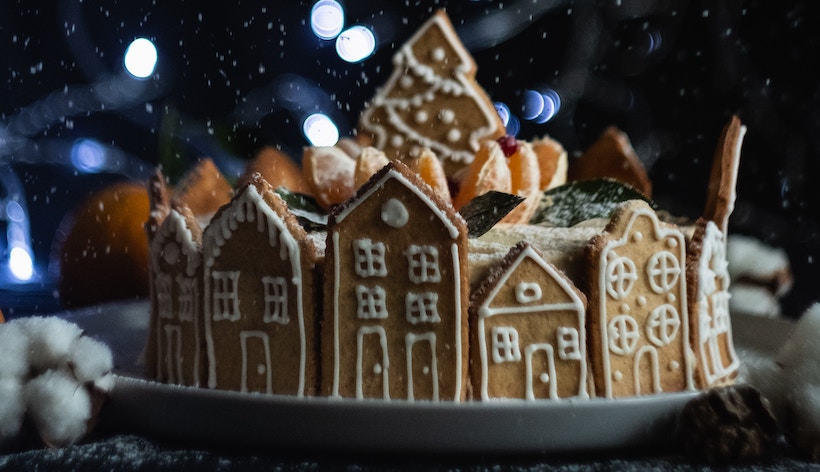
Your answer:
[406,333,439,401]
[525,343,557,400]
[634,345,661,394]
[163,324,183,384]
[356,326,390,399]
[240,331,272,394]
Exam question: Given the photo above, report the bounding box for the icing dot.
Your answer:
[613,370,623,381]
[373,363,382,375]
[381,198,409,228]
[636,296,647,306]
[423,366,430,375]
[415,110,428,124]
[669,360,680,371]
[620,303,630,314]
[257,363,266,375]
[390,134,404,148]
[446,128,461,143]
[667,293,676,303]
[439,109,455,123]
[431,47,446,62]
[633,231,643,242]
[399,75,413,89]
[539,373,550,384]
[667,238,678,248]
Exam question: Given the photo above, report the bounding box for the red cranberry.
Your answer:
[496,135,519,157]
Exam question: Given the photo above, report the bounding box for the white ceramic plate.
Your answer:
[58,300,787,454]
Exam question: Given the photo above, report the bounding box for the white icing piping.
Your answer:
[334,167,462,239]
[405,332,439,401]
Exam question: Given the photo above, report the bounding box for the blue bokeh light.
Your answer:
[124,38,158,79]
[311,0,345,40]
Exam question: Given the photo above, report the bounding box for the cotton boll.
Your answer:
[0,378,25,447]
[776,303,820,385]
[69,335,114,392]
[0,322,30,379]
[24,370,91,448]
[14,317,84,372]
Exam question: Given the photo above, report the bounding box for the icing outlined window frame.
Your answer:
[556,327,582,360]
[405,291,441,324]
[355,284,388,319]
[262,276,289,324]
[155,273,173,319]
[212,270,241,321]
[406,245,441,284]
[353,238,388,278]
[176,275,197,322]
[491,326,522,364]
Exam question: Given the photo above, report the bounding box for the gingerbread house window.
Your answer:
[156,273,173,319]
[262,276,289,324]
[176,276,197,322]
[606,255,637,300]
[647,251,681,294]
[557,327,582,360]
[405,291,440,324]
[406,245,441,283]
[356,284,388,319]
[212,271,240,321]
[712,291,731,333]
[491,326,521,363]
[354,239,387,278]
[646,304,681,347]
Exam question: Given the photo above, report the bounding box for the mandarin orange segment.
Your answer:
[452,140,511,210]
[302,146,356,209]
[502,141,541,224]
[405,148,451,202]
[239,146,312,195]
[353,147,390,188]
[532,135,568,191]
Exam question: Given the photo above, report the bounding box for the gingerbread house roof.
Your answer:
[150,204,202,277]
[330,160,465,240]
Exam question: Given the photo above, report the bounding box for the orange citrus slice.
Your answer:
[404,148,451,202]
[452,139,511,210]
[502,140,541,223]
[302,146,357,209]
[353,147,390,188]
[531,135,568,191]
[238,146,311,195]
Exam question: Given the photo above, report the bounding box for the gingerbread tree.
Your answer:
[359,10,506,175]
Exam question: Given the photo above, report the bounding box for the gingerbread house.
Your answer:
[586,200,694,398]
[323,161,469,401]
[687,219,740,388]
[470,242,589,401]
[202,174,319,396]
[149,205,205,387]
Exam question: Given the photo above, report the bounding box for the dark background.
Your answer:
[1,0,818,316]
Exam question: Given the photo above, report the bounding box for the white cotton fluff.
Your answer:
[24,370,91,448]
[0,322,30,379]
[0,378,25,447]
[14,317,84,372]
[69,336,115,392]
[776,303,820,388]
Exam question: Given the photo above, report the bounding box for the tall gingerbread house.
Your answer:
[470,242,589,401]
[323,161,469,401]
[202,175,319,396]
[149,205,204,387]
[587,200,694,398]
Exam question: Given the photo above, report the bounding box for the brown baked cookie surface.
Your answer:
[586,200,694,398]
[470,241,588,401]
[358,10,506,176]
[322,161,469,401]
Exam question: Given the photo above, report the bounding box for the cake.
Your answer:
[144,10,742,402]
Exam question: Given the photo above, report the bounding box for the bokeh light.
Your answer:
[303,113,340,146]
[311,0,345,40]
[521,88,561,124]
[9,246,34,281]
[124,38,158,79]
[70,138,107,173]
[335,26,376,63]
